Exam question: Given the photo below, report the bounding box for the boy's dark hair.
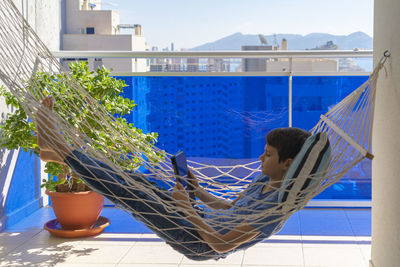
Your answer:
[266,127,311,162]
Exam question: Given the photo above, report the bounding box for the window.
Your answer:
[86,27,95,34]
[94,58,103,70]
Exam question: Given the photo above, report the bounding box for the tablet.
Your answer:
[171,151,189,186]
[171,151,195,201]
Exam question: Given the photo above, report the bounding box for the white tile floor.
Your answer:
[0,207,371,267]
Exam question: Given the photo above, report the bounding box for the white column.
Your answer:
[34,0,62,51]
[0,0,61,210]
[371,1,400,266]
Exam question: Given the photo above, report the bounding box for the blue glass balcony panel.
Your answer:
[119,76,289,160]
[116,75,371,201]
[292,76,370,199]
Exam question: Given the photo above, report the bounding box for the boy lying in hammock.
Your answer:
[37,97,311,261]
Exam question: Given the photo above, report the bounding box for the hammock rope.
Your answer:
[0,0,388,259]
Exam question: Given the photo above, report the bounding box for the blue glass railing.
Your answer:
[292,76,371,199]
[115,75,370,200]
[50,49,374,205]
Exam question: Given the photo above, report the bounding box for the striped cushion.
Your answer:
[278,132,331,204]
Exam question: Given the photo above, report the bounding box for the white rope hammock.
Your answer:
[0,0,388,260]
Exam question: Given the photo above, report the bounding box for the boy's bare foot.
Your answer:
[36,96,73,163]
[36,96,57,152]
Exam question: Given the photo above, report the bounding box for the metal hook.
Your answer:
[379,50,391,65]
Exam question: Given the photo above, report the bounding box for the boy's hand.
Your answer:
[171,182,192,210]
[187,169,200,189]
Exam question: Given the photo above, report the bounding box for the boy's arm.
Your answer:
[187,170,241,210]
[172,183,260,253]
[194,186,241,210]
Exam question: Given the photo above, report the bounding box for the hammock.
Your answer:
[0,0,388,260]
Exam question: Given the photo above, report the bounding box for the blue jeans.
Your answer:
[65,150,227,261]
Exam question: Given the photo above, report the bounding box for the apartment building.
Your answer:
[243,39,338,72]
[62,0,149,72]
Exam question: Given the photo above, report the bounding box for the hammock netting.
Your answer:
[0,0,385,260]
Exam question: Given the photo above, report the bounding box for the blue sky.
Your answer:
[105,0,373,50]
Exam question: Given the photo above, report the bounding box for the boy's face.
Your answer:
[259,144,291,180]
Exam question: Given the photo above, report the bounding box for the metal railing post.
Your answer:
[288,57,293,127]
[135,58,138,72]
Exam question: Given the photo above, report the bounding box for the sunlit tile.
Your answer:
[303,246,366,267]
[117,264,178,267]
[0,229,41,244]
[79,233,142,246]
[54,263,116,267]
[119,244,183,264]
[180,265,240,267]
[252,241,302,249]
[0,230,53,260]
[302,235,358,241]
[180,249,244,265]
[0,207,372,266]
[66,244,131,263]
[303,243,360,250]
[358,244,371,264]
[243,265,303,267]
[24,230,83,246]
[0,242,78,266]
[242,246,303,266]
[132,233,166,246]
[0,244,20,260]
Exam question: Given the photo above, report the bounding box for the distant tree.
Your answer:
[311,41,339,50]
[258,34,268,45]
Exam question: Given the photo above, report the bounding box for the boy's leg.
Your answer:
[64,149,221,260]
[36,97,182,235]
[39,150,66,165]
[36,97,219,259]
[36,97,172,223]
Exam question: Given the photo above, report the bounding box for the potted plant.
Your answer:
[0,62,163,231]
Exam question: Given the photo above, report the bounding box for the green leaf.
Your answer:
[2,62,164,190]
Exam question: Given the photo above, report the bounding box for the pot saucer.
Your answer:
[44,216,110,238]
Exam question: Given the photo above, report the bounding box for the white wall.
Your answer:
[66,0,117,35]
[0,0,62,219]
[266,59,338,72]
[63,34,134,50]
[371,0,400,266]
[10,0,62,51]
[33,0,62,51]
[63,0,148,72]
[1,0,61,127]
[63,34,148,72]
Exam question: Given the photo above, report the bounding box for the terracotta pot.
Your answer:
[46,190,104,230]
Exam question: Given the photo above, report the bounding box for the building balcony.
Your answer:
[1,50,373,266]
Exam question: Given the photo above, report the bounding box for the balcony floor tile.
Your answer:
[0,207,370,266]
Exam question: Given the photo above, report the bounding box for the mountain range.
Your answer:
[189,32,372,51]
